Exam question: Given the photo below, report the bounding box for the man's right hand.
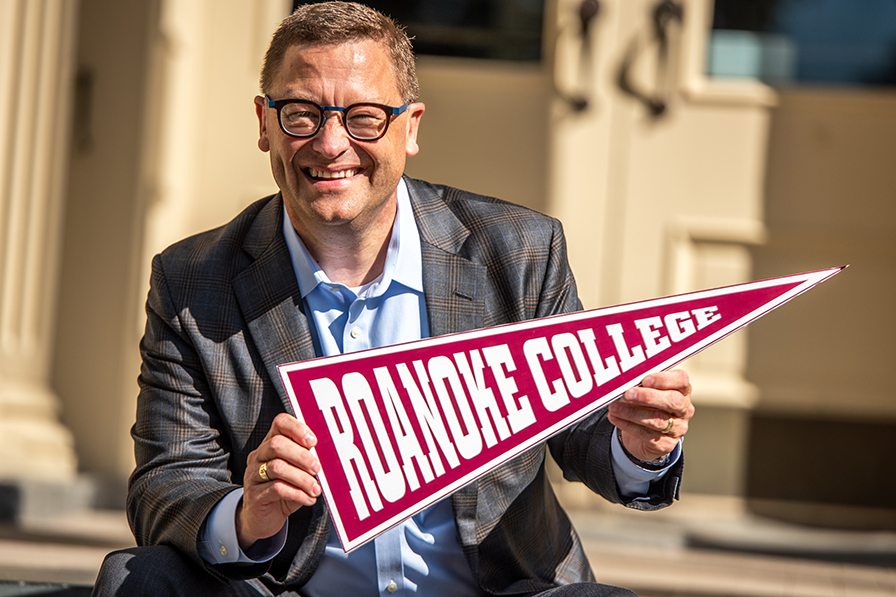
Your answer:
[236,412,321,551]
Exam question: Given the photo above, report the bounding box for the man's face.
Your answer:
[255,40,424,238]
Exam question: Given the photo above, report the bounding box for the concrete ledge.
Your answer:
[747,497,896,532]
[0,509,133,587]
[0,581,91,596]
[0,477,126,526]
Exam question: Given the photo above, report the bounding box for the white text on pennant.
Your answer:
[278,267,844,551]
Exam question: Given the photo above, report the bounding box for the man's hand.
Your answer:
[236,413,321,551]
[607,369,694,463]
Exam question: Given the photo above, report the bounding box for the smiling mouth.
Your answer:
[306,167,359,180]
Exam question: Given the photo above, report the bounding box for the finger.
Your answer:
[608,399,678,433]
[258,460,272,483]
[252,416,321,476]
[245,450,321,508]
[642,369,691,394]
[249,451,320,510]
[267,412,318,449]
[621,384,693,420]
[610,416,682,460]
[257,459,322,502]
[246,425,321,506]
[263,433,321,473]
[612,416,680,445]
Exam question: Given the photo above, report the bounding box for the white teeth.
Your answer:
[309,168,356,179]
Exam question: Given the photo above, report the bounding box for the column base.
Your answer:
[0,379,78,482]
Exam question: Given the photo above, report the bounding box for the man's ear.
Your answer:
[255,95,270,152]
[404,102,425,157]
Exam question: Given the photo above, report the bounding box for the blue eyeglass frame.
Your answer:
[265,96,410,141]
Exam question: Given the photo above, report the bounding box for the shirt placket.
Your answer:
[374,525,404,595]
[343,294,370,353]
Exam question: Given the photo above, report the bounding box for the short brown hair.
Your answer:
[260,2,419,102]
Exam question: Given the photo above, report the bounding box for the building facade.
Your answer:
[1,0,893,528]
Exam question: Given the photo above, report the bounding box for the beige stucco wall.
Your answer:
[750,89,896,420]
[53,0,155,482]
[407,58,551,215]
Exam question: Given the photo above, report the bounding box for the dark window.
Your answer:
[708,0,896,87]
[292,0,544,61]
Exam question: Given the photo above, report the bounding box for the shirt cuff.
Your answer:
[610,428,682,498]
[197,488,288,564]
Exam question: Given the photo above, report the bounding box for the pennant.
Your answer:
[278,266,844,551]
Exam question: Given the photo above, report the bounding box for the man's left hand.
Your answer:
[607,369,694,463]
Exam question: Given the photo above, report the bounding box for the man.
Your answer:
[94,3,694,596]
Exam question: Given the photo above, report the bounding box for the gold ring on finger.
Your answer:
[662,417,674,434]
[259,461,270,482]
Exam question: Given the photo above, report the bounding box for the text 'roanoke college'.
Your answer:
[309,306,721,520]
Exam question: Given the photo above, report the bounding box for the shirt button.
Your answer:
[219,545,227,556]
[350,327,362,339]
[386,580,398,593]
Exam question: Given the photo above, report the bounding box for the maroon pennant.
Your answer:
[278,266,844,551]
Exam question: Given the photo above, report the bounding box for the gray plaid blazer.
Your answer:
[128,177,683,595]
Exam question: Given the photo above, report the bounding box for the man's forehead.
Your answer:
[271,40,402,96]
[279,40,386,72]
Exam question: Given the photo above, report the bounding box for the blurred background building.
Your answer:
[1,0,894,536]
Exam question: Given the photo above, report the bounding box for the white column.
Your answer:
[0,0,80,481]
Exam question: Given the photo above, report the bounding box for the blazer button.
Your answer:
[219,545,227,556]
[386,580,398,593]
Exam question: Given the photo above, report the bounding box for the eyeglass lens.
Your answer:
[280,102,390,140]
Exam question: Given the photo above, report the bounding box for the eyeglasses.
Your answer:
[265,96,410,141]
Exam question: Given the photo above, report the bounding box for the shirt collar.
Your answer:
[282,178,423,298]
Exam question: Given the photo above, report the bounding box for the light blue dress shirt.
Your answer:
[198,179,680,596]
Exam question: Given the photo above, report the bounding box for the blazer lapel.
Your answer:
[231,194,317,412]
[407,177,486,337]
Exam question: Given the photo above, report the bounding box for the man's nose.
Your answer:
[312,113,351,156]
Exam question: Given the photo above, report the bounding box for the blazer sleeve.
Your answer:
[127,254,271,581]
